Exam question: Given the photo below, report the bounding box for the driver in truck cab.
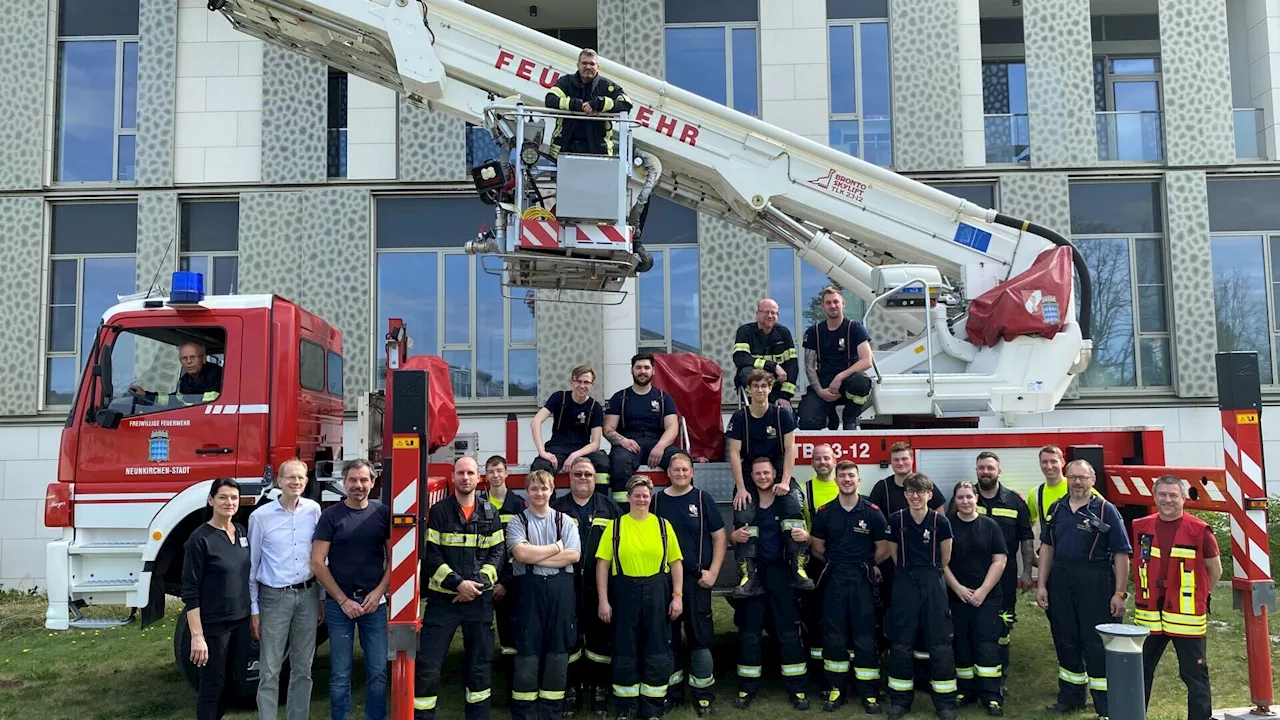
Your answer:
[544,48,632,157]
[129,340,223,402]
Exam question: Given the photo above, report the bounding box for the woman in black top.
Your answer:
[181,478,252,720]
[944,481,1008,716]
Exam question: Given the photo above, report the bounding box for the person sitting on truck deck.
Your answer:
[603,352,681,505]
[798,286,874,431]
[545,48,632,158]
[732,298,799,409]
[529,364,610,489]
[129,340,223,402]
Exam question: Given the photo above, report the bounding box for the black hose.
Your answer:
[993,213,1092,341]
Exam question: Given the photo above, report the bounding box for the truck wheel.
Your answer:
[174,611,267,703]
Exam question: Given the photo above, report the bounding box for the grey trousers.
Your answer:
[257,583,321,720]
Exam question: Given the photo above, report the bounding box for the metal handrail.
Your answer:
[862,278,935,398]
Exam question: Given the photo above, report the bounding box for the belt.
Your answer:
[274,578,315,591]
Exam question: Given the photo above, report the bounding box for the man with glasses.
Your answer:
[732,298,798,409]
[531,365,610,492]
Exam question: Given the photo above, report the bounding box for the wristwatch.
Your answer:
[1114,591,1130,599]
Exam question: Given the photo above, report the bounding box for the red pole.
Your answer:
[506,412,518,465]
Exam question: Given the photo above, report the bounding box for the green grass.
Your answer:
[1,589,1277,719]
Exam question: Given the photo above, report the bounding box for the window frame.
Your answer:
[327,69,348,180]
[662,21,762,117]
[980,58,1030,165]
[826,16,893,167]
[53,35,139,185]
[635,244,701,354]
[1209,232,1280,386]
[1094,55,1165,163]
[179,198,240,296]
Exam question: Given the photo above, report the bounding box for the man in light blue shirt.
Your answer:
[249,459,323,720]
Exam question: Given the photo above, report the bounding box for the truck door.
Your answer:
[75,319,243,496]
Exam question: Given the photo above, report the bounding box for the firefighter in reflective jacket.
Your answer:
[552,456,623,717]
[1131,475,1220,720]
[544,48,632,158]
[1035,459,1131,720]
[732,299,799,406]
[415,457,505,720]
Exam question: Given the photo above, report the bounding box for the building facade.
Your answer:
[2,0,1279,588]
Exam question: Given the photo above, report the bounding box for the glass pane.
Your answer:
[48,306,76,353]
[768,247,797,330]
[664,27,728,106]
[730,27,758,116]
[59,0,139,36]
[212,256,238,295]
[58,41,118,182]
[181,255,209,278]
[376,252,439,373]
[475,256,504,398]
[828,25,856,115]
[117,134,135,181]
[299,340,325,391]
[860,22,891,118]
[1207,178,1280,233]
[1137,285,1167,333]
[800,262,835,329]
[1210,236,1273,382]
[670,248,701,352]
[50,258,77,305]
[1008,63,1028,114]
[638,250,666,345]
[182,201,240,252]
[1134,238,1164,285]
[443,254,470,344]
[510,287,536,344]
[376,197,494,249]
[1068,181,1163,234]
[643,197,699,244]
[466,125,504,168]
[862,116,893,167]
[1113,81,1159,112]
[1076,238,1136,387]
[829,119,859,157]
[327,352,343,395]
[1139,337,1171,387]
[121,42,137,130]
[508,348,538,398]
[443,349,472,398]
[46,357,78,407]
[51,203,138,254]
[81,257,136,357]
[1111,57,1159,75]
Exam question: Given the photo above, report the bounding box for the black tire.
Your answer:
[173,610,329,704]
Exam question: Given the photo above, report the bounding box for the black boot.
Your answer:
[732,558,764,598]
[789,548,816,591]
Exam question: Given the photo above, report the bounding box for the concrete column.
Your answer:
[1158,0,1235,166]
[957,0,986,168]
[135,192,178,293]
[0,1,46,190]
[602,279,639,397]
[260,45,327,185]
[698,215,768,405]
[889,0,964,171]
[1164,172,1219,398]
[1246,0,1280,160]
[1023,0,1097,169]
[136,0,177,187]
[398,98,466,182]
[0,198,44,415]
[760,0,831,146]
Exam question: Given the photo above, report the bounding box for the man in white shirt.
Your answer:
[250,459,323,720]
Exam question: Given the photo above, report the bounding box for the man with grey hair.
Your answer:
[544,48,632,158]
[129,340,223,400]
[732,298,799,408]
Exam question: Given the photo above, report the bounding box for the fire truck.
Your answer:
[42,0,1274,713]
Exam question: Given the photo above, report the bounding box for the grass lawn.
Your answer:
[2,589,1277,720]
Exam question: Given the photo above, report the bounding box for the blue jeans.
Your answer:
[326,599,388,720]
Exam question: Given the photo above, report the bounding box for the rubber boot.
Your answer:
[733,558,764,598]
[789,548,816,591]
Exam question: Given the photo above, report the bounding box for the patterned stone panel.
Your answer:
[1158,0,1235,167]
[535,291,604,405]
[135,192,178,293]
[0,198,45,415]
[135,0,177,187]
[888,0,964,172]
[398,100,466,182]
[1023,0,1098,169]
[237,191,306,303]
[698,215,768,404]
[598,0,664,78]
[1164,172,1217,397]
[0,2,46,190]
[260,46,327,185]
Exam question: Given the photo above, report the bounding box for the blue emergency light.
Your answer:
[170,271,206,304]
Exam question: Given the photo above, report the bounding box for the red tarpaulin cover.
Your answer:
[651,352,725,462]
[966,245,1074,348]
[401,355,461,452]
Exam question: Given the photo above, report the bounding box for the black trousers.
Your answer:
[513,573,577,720]
[196,617,251,720]
[1046,560,1117,715]
[801,559,827,688]
[415,594,495,720]
[877,559,931,678]
[1143,633,1212,720]
[885,567,957,713]
[608,433,680,503]
[669,570,716,705]
[610,574,674,718]
[568,583,613,704]
[996,565,1018,676]
[495,574,520,658]
[735,560,808,696]
[951,591,1003,707]
[529,444,610,485]
[733,483,805,569]
[796,373,872,430]
[821,567,880,703]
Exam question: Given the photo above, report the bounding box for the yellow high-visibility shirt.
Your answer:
[804,477,840,528]
[1029,479,1102,526]
[596,514,683,577]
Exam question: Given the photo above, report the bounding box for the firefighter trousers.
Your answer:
[877,559,930,680]
[512,573,577,720]
[885,567,958,714]
[796,373,872,430]
[495,575,520,659]
[608,434,679,504]
[610,574,674,718]
[529,444,610,488]
[821,567,880,704]
[1046,560,1117,715]
[801,559,827,689]
[951,591,1003,707]
[734,484,811,587]
[1142,633,1212,720]
[669,570,716,706]
[996,569,1017,676]
[414,594,494,720]
[735,560,809,697]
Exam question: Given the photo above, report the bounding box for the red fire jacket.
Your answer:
[1131,513,1213,637]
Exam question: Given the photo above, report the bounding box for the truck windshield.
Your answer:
[106,327,227,417]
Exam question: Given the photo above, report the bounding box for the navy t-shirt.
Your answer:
[725,405,796,468]
[543,390,604,449]
[652,487,725,572]
[803,319,871,385]
[1040,495,1132,561]
[947,514,1006,591]
[757,502,783,564]
[810,497,887,569]
[607,387,677,438]
[869,476,945,522]
[314,501,391,596]
[887,509,953,569]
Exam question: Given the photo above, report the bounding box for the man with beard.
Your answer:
[972,452,1033,682]
[732,298,798,408]
[800,444,840,689]
[603,353,681,505]
[544,48,632,158]
[798,286,874,430]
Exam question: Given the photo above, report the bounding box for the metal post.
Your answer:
[1096,623,1149,720]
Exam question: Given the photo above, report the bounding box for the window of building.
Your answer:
[1068,181,1170,390]
[1094,56,1163,162]
[767,247,868,395]
[924,182,998,211]
[827,18,892,166]
[375,196,538,399]
[55,0,139,183]
[664,25,759,117]
[636,198,700,352]
[328,70,348,179]
[1208,177,1280,384]
[982,61,1029,164]
[46,202,139,407]
[179,199,239,295]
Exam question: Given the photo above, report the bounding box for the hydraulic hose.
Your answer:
[992,213,1092,342]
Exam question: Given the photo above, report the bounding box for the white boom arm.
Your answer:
[214,0,1094,418]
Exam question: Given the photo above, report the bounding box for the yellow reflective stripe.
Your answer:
[591,517,611,528]
[512,691,539,702]
[809,648,824,660]
[202,391,220,402]
[689,674,715,689]
[500,514,517,524]
[612,491,628,504]
[976,665,1002,678]
[1149,546,1162,558]
[733,343,752,353]
[669,670,685,685]
[744,526,760,538]
[854,667,880,681]
[931,679,958,694]
[479,564,498,584]
[440,531,500,548]
[1170,547,1197,559]
[913,651,930,661]
[586,650,611,664]
[1162,610,1207,636]
[753,357,767,369]
[1134,609,1163,631]
[1138,565,1149,598]
[955,666,975,679]
[539,690,566,700]
[1180,564,1197,614]
[1059,667,1088,685]
[466,688,492,703]
[737,665,762,678]
[595,474,610,485]
[780,382,797,394]
[550,87,568,98]
[568,649,582,663]
[427,528,444,544]
[991,507,1019,518]
[429,564,456,593]
[1088,677,1107,691]
[780,519,806,532]
[887,677,914,691]
[483,529,505,548]
[500,645,518,656]
[824,659,850,673]
[601,97,615,113]
[414,697,438,710]
[613,685,640,697]
[640,684,667,697]
[997,636,1011,646]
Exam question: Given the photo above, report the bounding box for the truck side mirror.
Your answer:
[98,342,115,405]
[95,407,123,430]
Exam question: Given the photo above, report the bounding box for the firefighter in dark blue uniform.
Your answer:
[797,286,873,430]
[732,299,799,405]
[602,353,681,505]
[530,365,610,490]
[945,481,1008,716]
[1035,459,1131,720]
[971,452,1034,681]
[544,48,632,158]
[482,457,528,669]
